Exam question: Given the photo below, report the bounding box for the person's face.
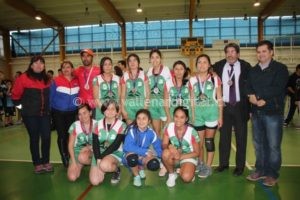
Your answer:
[256,44,273,64]
[150,52,161,67]
[128,56,139,71]
[197,56,210,73]
[62,63,73,77]
[78,107,92,124]
[173,64,185,80]
[81,53,93,67]
[31,60,45,73]
[118,62,125,71]
[225,47,239,64]
[136,113,150,131]
[103,59,113,74]
[104,103,118,119]
[173,109,187,128]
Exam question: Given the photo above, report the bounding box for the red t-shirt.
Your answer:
[74,65,100,108]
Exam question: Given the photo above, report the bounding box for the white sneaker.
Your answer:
[166,173,178,187]
[133,175,142,187]
[159,165,167,177]
[139,169,146,179]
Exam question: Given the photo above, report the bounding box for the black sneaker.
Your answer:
[111,167,121,184]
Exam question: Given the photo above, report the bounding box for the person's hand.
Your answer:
[218,117,223,128]
[248,95,257,105]
[257,99,266,107]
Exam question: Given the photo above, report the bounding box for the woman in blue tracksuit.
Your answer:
[123,109,162,187]
[50,60,79,167]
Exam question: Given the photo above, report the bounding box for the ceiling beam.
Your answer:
[4,0,63,28]
[97,0,125,26]
[259,0,286,21]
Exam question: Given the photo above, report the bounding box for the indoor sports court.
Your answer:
[0,0,300,200]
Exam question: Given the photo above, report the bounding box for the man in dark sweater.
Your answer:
[213,43,251,176]
[246,40,289,187]
[284,64,300,127]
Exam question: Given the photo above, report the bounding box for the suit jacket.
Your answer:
[213,59,251,121]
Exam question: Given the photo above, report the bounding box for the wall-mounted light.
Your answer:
[144,17,148,24]
[244,14,248,20]
[253,0,260,7]
[35,13,42,21]
[99,20,103,27]
[136,3,142,13]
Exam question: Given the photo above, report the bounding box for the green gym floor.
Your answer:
[0,117,299,200]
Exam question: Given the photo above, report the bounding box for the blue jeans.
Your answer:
[251,112,283,179]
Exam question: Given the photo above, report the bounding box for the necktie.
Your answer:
[229,64,236,105]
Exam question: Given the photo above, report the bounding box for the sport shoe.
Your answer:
[34,164,44,174]
[111,167,121,184]
[283,122,288,127]
[246,171,266,181]
[195,161,205,173]
[158,165,167,177]
[262,176,277,187]
[139,169,146,179]
[133,175,142,187]
[166,173,178,187]
[198,165,212,178]
[43,163,54,172]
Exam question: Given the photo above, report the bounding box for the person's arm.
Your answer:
[189,81,195,124]
[123,128,148,156]
[49,81,57,109]
[163,83,171,124]
[100,134,124,158]
[68,125,77,165]
[144,77,150,109]
[151,133,162,158]
[120,77,128,120]
[215,76,223,128]
[92,133,101,160]
[11,75,24,105]
[92,77,101,109]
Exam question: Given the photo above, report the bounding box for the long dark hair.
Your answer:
[26,55,49,84]
[99,56,113,74]
[124,109,152,134]
[173,60,188,85]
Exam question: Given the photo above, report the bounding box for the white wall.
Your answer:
[8,46,300,77]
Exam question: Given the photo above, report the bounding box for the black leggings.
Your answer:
[52,109,77,158]
[22,115,51,166]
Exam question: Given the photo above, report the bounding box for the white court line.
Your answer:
[0,159,61,163]
[231,142,253,171]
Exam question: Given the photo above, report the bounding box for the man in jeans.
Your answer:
[246,40,289,187]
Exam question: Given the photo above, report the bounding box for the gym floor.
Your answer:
[0,116,299,200]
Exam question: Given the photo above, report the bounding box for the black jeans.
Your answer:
[52,109,77,159]
[22,115,51,166]
[284,96,296,124]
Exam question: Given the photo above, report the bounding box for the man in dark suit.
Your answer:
[213,43,251,176]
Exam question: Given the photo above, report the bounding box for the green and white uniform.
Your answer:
[147,66,172,120]
[164,122,200,165]
[93,74,120,120]
[68,119,96,162]
[165,77,191,119]
[189,75,221,127]
[91,118,126,166]
[121,70,147,120]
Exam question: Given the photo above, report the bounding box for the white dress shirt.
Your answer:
[222,61,241,103]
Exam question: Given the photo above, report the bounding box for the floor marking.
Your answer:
[231,142,253,170]
[77,184,93,200]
